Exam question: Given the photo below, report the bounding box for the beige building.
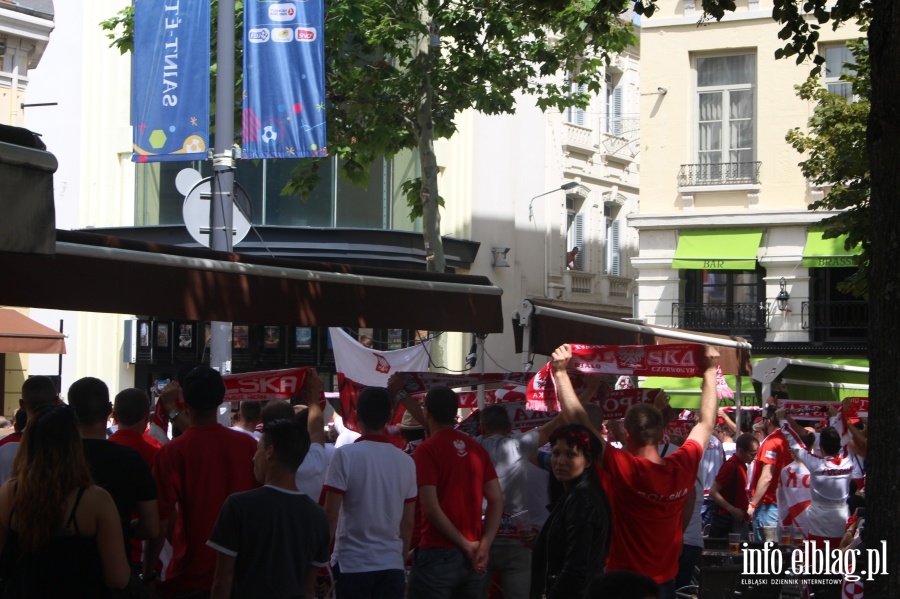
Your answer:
[632,1,867,369]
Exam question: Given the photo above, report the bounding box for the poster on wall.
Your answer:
[295,327,312,349]
[178,324,193,349]
[156,323,169,347]
[264,326,281,349]
[233,325,249,349]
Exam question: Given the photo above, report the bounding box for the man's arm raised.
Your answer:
[550,345,605,447]
[686,345,720,450]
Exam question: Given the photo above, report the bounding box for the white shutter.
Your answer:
[574,212,586,270]
[608,219,621,276]
[567,83,587,126]
[611,86,623,135]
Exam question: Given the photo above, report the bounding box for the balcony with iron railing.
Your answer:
[678,162,762,188]
[801,300,868,342]
[672,302,768,341]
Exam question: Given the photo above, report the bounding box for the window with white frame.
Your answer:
[695,54,756,183]
[823,44,854,100]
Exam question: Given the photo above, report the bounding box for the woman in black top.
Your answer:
[0,404,130,597]
[530,424,611,599]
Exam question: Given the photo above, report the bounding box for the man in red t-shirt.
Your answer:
[144,366,259,598]
[407,386,503,599]
[747,407,792,542]
[708,433,759,538]
[552,343,720,599]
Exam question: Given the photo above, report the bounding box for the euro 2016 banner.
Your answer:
[243,0,327,159]
[131,0,210,162]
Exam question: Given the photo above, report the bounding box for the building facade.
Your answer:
[12,1,641,406]
[632,1,867,386]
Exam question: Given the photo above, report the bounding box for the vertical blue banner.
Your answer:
[131,0,210,163]
[243,0,327,159]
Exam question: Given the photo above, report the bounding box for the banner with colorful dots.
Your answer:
[242,0,327,159]
[131,0,210,163]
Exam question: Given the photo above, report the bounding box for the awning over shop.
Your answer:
[512,299,752,375]
[0,230,504,334]
[752,356,868,402]
[801,231,862,268]
[672,229,763,270]
[0,309,66,354]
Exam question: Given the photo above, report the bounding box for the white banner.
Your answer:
[329,327,431,386]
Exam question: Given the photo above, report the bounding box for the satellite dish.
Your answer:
[182,177,253,248]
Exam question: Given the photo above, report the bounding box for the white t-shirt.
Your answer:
[476,430,540,517]
[777,459,811,536]
[230,425,262,440]
[323,438,417,572]
[295,443,329,500]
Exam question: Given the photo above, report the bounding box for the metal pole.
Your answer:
[476,335,485,410]
[210,0,236,374]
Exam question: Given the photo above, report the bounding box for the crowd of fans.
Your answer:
[0,342,872,599]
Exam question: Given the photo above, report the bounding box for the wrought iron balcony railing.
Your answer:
[678,162,761,187]
[801,300,868,341]
[672,303,767,336]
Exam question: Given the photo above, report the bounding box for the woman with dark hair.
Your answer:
[530,424,611,599]
[0,405,130,597]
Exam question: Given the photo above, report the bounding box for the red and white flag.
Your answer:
[526,343,704,411]
[329,327,432,387]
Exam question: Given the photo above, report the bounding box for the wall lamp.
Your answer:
[775,277,790,311]
[657,87,668,95]
[491,247,511,268]
[528,181,580,221]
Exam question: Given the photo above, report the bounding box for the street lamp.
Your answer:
[775,277,790,312]
[528,181,580,222]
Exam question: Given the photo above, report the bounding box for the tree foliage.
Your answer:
[786,39,870,297]
[102,0,636,271]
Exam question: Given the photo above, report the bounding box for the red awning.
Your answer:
[0,309,66,354]
[0,230,504,334]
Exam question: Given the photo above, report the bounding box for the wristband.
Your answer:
[749,502,757,509]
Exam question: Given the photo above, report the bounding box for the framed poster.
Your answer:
[295,327,312,349]
[387,328,403,350]
[178,324,193,349]
[156,323,169,347]
[233,325,249,349]
[139,322,150,347]
[263,326,281,349]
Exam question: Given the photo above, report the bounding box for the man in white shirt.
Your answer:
[323,387,417,599]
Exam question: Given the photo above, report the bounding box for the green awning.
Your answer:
[642,375,756,410]
[672,229,763,270]
[752,356,869,403]
[801,231,861,268]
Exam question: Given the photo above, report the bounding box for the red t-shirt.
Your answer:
[713,454,749,515]
[0,432,22,448]
[413,429,498,549]
[601,439,703,584]
[749,430,791,506]
[109,428,161,467]
[153,424,259,596]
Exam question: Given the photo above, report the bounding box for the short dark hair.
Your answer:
[67,377,111,426]
[181,366,226,411]
[261,419,311,471]
[239,401,261,423]
[13,409,26,433]
[21,376,58,411]
[820,426,842,455]
[480,405,511,435]
[261,399,294,424]
[583,571,659,599]
[357,387,392,431]
[736,433,758,453]
[623,403,664,446]
[113,388,151,427]
[424,386,458,425]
